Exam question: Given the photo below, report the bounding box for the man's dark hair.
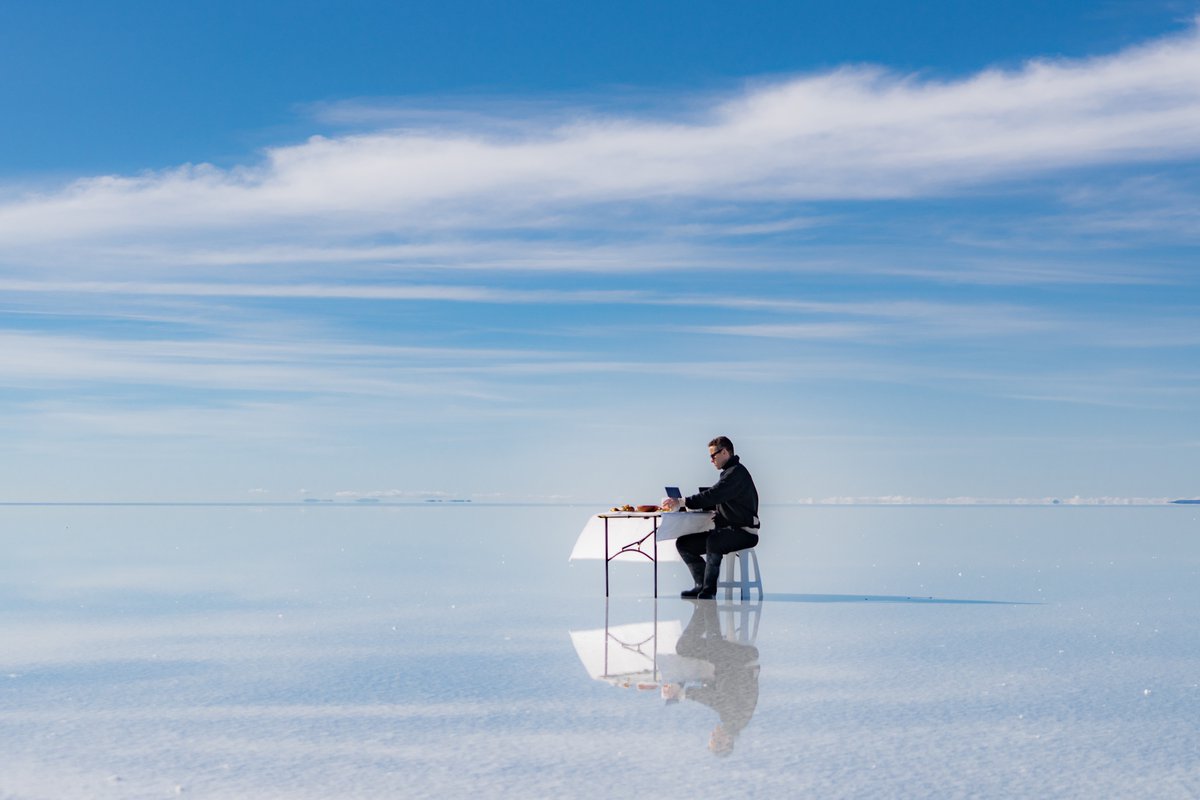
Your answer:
[708,436,734,455]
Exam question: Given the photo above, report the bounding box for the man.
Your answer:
[662,436,759,599]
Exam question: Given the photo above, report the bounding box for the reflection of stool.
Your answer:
[718,548,762,601]
[718,602,762,643]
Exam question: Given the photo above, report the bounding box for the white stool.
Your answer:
[717,548,763,601]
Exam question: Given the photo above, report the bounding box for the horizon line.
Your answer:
[0,498,1195,508]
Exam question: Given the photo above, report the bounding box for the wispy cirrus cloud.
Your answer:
[0,22,1198,253]
[0,278,644,303]
[4,278,1196,355]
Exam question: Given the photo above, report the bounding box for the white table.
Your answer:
[569,511,713,596]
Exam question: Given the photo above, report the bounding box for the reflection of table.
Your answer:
[569,511,713,597]
[569,607,683,689]
[568,599,762,691]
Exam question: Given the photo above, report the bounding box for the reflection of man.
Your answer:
[664,600,760,756]
[662,436,759,599]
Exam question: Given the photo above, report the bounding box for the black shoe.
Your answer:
[680,586,703,598]
[696,559,721,600]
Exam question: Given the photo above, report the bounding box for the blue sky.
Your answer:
[1,1,1198,503]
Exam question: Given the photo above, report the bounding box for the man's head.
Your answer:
[708,436,734,470]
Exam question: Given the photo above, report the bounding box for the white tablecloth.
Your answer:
[568,511,713,562]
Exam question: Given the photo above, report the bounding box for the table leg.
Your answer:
[652,516,658,598]
[604,518,610,597]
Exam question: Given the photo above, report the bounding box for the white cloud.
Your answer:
[691,299,1067,341]
[696,321,884,341]
[0,279,1184,346]
[0,277,644,303]
[0,331,574,400]
[0,24,1198,252]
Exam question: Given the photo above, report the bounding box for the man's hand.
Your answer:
[661,497,681,511]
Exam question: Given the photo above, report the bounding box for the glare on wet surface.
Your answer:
[1,505,1197,798]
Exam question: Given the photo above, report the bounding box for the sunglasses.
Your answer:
[708,448,725,460]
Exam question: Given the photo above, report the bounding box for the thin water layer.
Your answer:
[0,505,1196,798]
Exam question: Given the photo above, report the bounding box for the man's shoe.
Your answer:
[696,559,721,600]
[680,586,703,598]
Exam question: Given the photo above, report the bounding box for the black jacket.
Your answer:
[685,455,759,530]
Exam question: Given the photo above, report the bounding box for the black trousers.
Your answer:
[676,527,759,586]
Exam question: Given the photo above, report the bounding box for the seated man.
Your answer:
[662,436,760,599]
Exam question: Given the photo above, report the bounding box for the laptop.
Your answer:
[664,486,682,500]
